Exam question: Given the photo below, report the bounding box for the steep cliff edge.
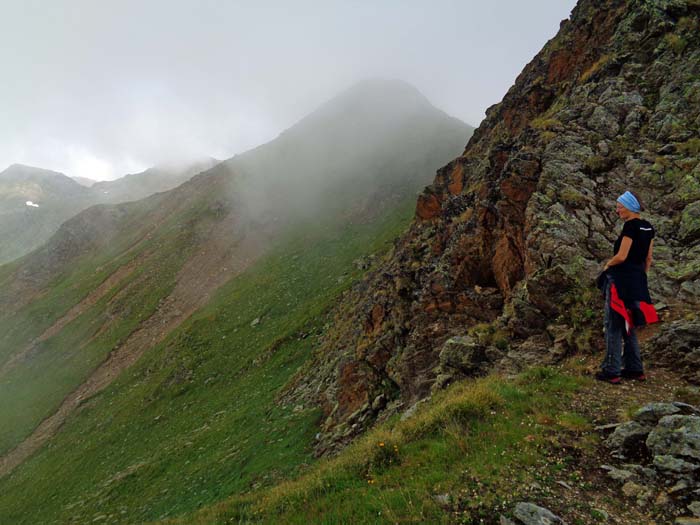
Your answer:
[289,0,700,453]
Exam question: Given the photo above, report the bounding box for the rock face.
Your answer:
[647,415,700,461]
[648,320,700,384]
[285,0,700,453]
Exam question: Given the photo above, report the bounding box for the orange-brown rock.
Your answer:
[447,163,464,195]
[415,192,442,220]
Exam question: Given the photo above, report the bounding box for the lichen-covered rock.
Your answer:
[623,463,657,479]
[634,403,682,425]
[653,454,700,474]
[647,415,700,461]
[438,336,488,375]
[513,502,566,525]
[602,464,636,481]
[588,105,621,137]
[680,202,700,243]
[607,421,653,457]
[689,501,700,517]
[649,321,700,384]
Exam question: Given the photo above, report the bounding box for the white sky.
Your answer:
[0,0,577,181]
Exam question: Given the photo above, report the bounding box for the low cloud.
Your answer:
[0,1,576,180]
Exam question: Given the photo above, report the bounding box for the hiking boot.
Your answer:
[595,371,621,384]
[621,369,647,381]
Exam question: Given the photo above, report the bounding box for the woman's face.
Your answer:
[615,201,631,220]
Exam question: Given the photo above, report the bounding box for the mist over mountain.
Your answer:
[227,78,470,223]
[1,0,700,522]
[0,164,93,264]
[0,78,472,524]
[71,176,97,187]
[91,157,219,204]
[0,159,219,264]
[0,79,467,267]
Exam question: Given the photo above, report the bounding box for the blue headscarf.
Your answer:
[617,191,641,213]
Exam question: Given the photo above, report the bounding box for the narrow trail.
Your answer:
[0,227,267,479]
[531,361,692,525]
[0,258,141,381]
[512,310,697,525]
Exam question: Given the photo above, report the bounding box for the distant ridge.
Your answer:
[0,159,219,264]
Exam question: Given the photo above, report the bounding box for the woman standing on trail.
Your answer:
[596,191,658,384]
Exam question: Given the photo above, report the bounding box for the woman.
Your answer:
[596,190,657,384]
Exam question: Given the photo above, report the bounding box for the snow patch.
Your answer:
[25,201,40,208]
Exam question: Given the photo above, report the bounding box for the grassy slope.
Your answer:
[0,198,415,524]
[167,367,587,525]
[0,194,211,455]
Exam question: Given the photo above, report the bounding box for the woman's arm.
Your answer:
[604,236,632,270]
[645,239,654,273]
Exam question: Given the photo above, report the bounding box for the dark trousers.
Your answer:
[601,279,643,375]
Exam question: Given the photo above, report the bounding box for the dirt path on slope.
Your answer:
[505,356,695,525]
[0,258,142,381]
[0,224,267,479]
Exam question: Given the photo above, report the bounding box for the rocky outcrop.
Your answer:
[284,0,700,454]
[604,402,700,517]
[648,319,700,384]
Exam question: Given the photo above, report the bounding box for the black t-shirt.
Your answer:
[613,218,655,268]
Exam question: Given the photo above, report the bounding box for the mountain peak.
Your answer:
[1,163,68,179]
[337,77,431,104]
[284,78,445,138]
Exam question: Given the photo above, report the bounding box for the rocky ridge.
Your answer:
[284,0,700,453]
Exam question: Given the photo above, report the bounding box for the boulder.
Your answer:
[653,455,700,475]
[606,421,653,457]
[438,336,488,374]
[648,321,700,384]
[634,403,682,425]
[680,202,700,243]
[646,415,700,461]
[602,465,635,482]
[587,105,620,138]
[513,502,566,525]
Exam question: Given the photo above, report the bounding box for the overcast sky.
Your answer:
[0,0,577,181]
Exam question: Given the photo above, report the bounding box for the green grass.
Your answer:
[0,197,415,525]
[169,367,584,525]
[0,244,186,454]
[0,196,208,455]
[0,195,172,366]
